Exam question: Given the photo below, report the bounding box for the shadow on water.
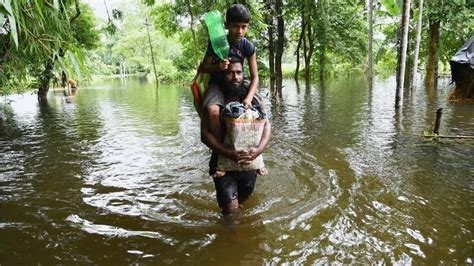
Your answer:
[1,76,473,264]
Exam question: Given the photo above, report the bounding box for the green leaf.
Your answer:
[74,49,91,79]
[33,0,44,20]
[7,14,18,48]
[1,0,14,17]
[380,0,400,16]
[53,0,59,10]
[60,0,69,23]
[142,0,155,6]
[56,51,68,74]
[375,10,390,17]
[68,51,82,80]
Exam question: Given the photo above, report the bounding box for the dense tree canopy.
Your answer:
[0,0,100,96]
[0,0,472,98]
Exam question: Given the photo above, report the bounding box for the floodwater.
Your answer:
[0,76,473,264]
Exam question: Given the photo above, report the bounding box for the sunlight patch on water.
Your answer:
[404,243,426,259]
[66,214,176,245]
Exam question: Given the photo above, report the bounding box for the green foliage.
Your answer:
[435,2,474,63]
[379,0,401,16]
[325,1,367,66]
[96,0,473,83]
[150,3,181,37]
[0,0,100,95]
[70,5,100,50]
[93,1,182,81]
[416,0,473,69]
[149,0,265,70]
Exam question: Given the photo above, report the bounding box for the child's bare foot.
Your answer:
[256,167,268,176]
[212,170,226,178]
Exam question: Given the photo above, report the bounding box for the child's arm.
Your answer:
[200,54,229,73]
[242,53,259,109]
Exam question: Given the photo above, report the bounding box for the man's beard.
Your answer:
[224,82,246,98]
[228,82,242,90]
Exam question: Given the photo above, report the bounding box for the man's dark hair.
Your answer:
[228,56,243,66]
[226,4,250,23]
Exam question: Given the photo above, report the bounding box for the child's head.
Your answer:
[225,4,250,43]
[226,4,250,23]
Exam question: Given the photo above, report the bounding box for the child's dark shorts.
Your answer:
[212,170,257,208]
[202,80,265,110]
[202,81,226,108]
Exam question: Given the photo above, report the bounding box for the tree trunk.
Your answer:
[395,0,411,108]
[404,41,413,89]
[38,58,55,102]
[265,0,275,91]
[367,0,374,89]
[425,19,440,91]
[61,70,67,88]
[294,19,305,82]
[319,47,325,82]
[303,23,314,84]
[275,0,284,90]
[410,0,424,89]
[185,0,199,68]
[317,0,326,82]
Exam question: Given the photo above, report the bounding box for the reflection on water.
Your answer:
[1,77,473,264]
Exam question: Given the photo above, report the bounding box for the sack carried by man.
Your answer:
[218,102,266,171]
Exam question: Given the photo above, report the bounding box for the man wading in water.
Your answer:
[201,58,271,215]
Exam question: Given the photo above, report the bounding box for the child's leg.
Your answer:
[205,103,222,141]
[203,82,226,176]
[202,81,225,140]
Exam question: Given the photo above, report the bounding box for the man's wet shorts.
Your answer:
[212,170,257,208]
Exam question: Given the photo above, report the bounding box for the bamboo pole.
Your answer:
[424,135,474,139]
[145,18,159,87]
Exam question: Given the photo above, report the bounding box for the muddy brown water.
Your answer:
[1,77,473,264]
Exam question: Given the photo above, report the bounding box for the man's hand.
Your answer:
[219,59,230,71]
[236,147,260,165]
[226,149,248,162]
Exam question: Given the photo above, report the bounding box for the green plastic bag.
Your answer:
[204,10,229,60]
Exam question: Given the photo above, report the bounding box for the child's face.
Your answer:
[227,22,249,43]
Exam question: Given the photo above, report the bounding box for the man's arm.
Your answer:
[242,53,259,108]
[200,112,247,162]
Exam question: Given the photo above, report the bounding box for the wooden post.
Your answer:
[433,108,443,134]
[367,0,374,89]
[145,18,159,87]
